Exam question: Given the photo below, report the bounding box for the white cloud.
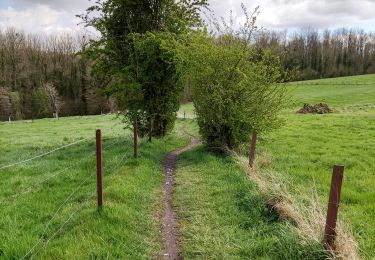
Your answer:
[0,0,374,35]
[0,1,90,35]
[209,0,375,31]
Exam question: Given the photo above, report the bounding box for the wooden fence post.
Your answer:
[249,130,257,167]
[324,165,344,249]
[96,129,103,207]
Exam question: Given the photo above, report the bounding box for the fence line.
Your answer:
[0,136,125,205]
[0,137,91,171]
[4,129,128,258]
[21,145,127,259]
[22,135,125,259]
[21,173,95,259]
[0,119,125,171]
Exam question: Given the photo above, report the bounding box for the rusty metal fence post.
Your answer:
[96,129,103,207]
[249,130,257,167]
[324,165,344,249]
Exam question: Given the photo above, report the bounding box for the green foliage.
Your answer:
[80,0,207,138]
[133,32,182,136]
[179,29,287,150]
[32,88,51,119]
[111,32,183,137]
[9,92,22,120]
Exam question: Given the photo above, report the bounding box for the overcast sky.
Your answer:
[0,0,374,35]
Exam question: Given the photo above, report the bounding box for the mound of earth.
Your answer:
[297,103,333,114]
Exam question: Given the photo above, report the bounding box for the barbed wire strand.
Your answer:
[0,118,124,172]
[21,172,96,259]
[0,136,125,205]
[0,137,92,171]
[19,135,128,258]
[3,130,127,259]
[26,192,96,259]
[21,137,130,258]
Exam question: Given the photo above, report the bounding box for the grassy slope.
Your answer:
[0,115,189,258]
[260,74,375,257]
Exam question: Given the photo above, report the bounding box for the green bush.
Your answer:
[178,17,287,151]
[9,91,23,120]
[32,88,51,118]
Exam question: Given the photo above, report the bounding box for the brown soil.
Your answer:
[297,103,333,114]
[162,136,199,260]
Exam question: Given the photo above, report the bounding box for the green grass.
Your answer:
[259,74,375,257]
[174,145,328,259]
[173,74,374,259]
[0,115,190,258]
[178,102,196,119]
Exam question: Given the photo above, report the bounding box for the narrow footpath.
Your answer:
[162,136,199,260]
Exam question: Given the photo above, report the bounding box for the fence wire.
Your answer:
[2,127,129,258]
[22,138,128,259]
[1,135,125,203]
[0,137,91,171]
[22,191,96,259]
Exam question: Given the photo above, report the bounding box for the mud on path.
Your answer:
[162,136,199,260]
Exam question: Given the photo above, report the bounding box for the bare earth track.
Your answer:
[162,136,199,260]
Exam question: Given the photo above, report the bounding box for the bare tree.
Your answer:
[44,83,59,119]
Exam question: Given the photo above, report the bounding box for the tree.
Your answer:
[44,83,60,119]
[178,6,287,151]
[79,0,208,141]
[0,28,113,121]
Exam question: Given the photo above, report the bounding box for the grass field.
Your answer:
[0,74,373,259]
[177,74,375,258]
[260,74,375,257]
[0,115,190,258]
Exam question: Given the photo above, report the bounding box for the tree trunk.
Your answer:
[133,117,138,159]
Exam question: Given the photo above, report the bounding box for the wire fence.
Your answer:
[0,126,130,258]
[22,191,97,259]
[0,137,91,171]
[21,139,129,259]
[0,116,124,167]
[0,136,124,205]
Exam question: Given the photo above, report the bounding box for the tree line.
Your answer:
[1,22,374,121]
[0,28,115,121]
[255,28,375,80]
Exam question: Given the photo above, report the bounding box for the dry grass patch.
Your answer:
[234,153,359,260]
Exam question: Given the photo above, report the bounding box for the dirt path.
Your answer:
[162,136,199,260]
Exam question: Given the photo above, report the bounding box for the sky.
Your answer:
[0,0,374,35]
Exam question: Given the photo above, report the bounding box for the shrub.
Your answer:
[9,91,23,120]
[178,8,287,151]
[32,88,51,119]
